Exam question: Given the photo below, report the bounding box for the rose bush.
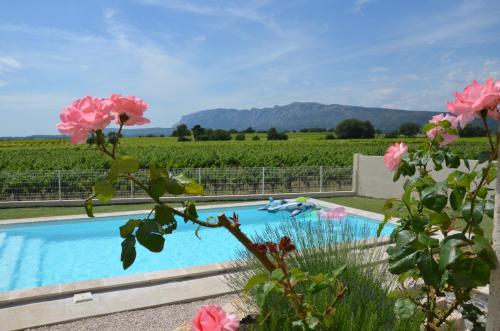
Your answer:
[381,79,500,330]
[57,94,346,331]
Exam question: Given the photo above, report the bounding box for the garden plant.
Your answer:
[381,79,500,330]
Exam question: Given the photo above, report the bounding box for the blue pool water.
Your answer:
[0,205,394,292]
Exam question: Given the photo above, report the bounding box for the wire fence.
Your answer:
[0,166,353,201]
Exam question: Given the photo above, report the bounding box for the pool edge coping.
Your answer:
[0,200,270,225]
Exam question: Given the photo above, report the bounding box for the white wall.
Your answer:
[354,154,493,199]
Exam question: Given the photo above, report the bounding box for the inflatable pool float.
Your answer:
[260,197,320,217]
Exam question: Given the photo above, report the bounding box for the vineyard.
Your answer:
[0,135,489,170]
[0,135,490,201]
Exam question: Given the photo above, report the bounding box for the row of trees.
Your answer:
[170,119,490,141]
[172,124,288,141]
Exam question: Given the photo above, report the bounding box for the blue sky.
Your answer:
[0,0,499,135]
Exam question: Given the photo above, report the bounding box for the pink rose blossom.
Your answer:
[56,96,114,144]
[384,142,408,172]
[109,94,150,126]
[426,113,459,146]
[192,305,239,331]
[447,79,500,127]
[319,207,347,220]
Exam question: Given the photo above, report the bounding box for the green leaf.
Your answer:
[450,187,466,211]
[183,201,198,223]
[421,183,448,213]
[154,205,175,226]
[244,273,270,292]
[462,200,484,225]
[478,151,490,164]
[430,212,450,227]
[149,177,167,200]
[119,219,143,238]
[477,187,488,199]
[439,233,466,270]
[417,252,441,287]
[396,230,417,247]
[422,122,435,133]
[448,257,491,288]
[165,177,185,195]
[485,199,494,218]
[394,298,416,320]
[474,235,497,269]
[389,251,419,274]
[121,235,136,270]
[271,268,285,281]
[84,196,94,217]
[184,181,204,195]
[445,152,460,168]
[111,155,140,174]
[93,181,116,202]
[136,221,165,252]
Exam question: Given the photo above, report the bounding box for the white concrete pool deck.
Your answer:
[0,198,477,330]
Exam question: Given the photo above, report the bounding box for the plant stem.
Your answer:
[112,124,124,158]
[217,214,276,272]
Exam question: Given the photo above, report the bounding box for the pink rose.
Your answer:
[319,207,347,220]
[447,79,500,126]
[384,142,408,172]
[192,305,239,331]
[56,96,114,144]
[109,94,150,126]
[426,113,459,146]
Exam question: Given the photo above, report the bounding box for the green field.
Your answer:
[0,134,490,171]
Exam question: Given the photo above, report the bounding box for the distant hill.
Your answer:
[176,102,436,132]
[0,127,173,140]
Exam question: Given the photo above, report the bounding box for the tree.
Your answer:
[267,127,288,140]
[235,133,245,140]
[459,125,488,137]
[335,119,375,139]
[191,125,204,140]
[243,127,255,133]
[171,124,191,138]
[399,122,421,137]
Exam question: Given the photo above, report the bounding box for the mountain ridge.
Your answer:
[175,102,435,132]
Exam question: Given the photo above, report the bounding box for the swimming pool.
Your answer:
[0,204,394,292]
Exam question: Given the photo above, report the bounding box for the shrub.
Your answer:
[252,135,260,140]
[267,127,288,140]
[171,124,191,138]
[325,133,335,140]
[177,136,191,142]
[235,133,245,141]
[458,125,489,137]
[335,119,375,139]
[399,122,421,137]
[226,218,422,331]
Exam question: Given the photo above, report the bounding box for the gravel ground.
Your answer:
[28,294,239,331]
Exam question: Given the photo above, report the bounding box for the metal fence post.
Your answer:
[261,167,265,195]
[130,179,134,199]
[319,166,323,192]
[58,170,62,201]
[198,168,202,184]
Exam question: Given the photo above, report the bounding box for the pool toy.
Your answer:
[318,207,347,220]
[260,197,320,217]
[258,197,287,211]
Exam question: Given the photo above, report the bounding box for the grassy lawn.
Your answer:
[324,196,494,240]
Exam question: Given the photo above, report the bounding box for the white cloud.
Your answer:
[0,56,21,73]
[353,0,375,13]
